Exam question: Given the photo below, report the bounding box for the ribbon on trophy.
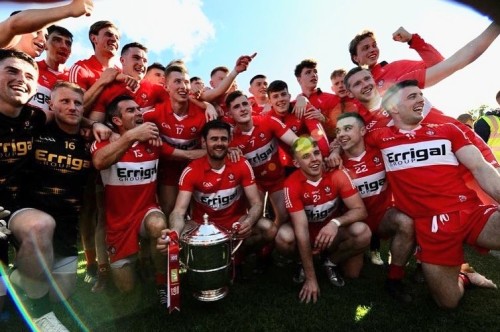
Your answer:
[167,230,180,313]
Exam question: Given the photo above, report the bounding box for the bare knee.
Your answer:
[144,212,167,238]
[349,222,371,249]
[12,211,56,245]
[275,225,295,255]
[257,218,277,242]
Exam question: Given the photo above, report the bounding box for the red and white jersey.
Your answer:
[366,123,480,217]
[69,55,119,91]
[358,101,498,167]
[284,168,358,226]
[230,116,288,182]
[30,60,69,111]
[342,146,392,217]
[266,105,329,167]
[370,34,444,93]
[93,80,168,114]
[300,89,341,139]
[143,101,206,151]
[178,157,256,229]
[248,96,270,115]
[91,140,174,231]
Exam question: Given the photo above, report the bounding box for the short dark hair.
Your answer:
[47,25,73,42]
[147,62,165,73]
[337,112,366,126]
[190,76,202,84]
[381,80,419,110]
[249,74,266,85]
[121,42,147,56]
[496,90,500,103]
[201,119,231,139]
[106,95,135,125]
[0,49,37,70]
[225,90,245,109]
[267,80,288,95]
[294,59,317,78]
[348,30,375,65]
[457,113,473,124]
[343,67,366,90]
[210,66,229,78]
[89,20,118,49]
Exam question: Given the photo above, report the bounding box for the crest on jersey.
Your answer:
[324,186,331,193]
[377,79,384,88]
[373,156,381,165]
[228,173,235,181]
[426,129,435,136]
[191,126,197,133]
[259,133,265,139]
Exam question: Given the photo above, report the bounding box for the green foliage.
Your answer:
[468,104,491,120]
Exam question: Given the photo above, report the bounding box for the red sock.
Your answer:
[84,249,96,266]
[155,273,167,285]
[388,264,405,280]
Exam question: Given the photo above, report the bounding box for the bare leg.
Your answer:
[421,263,463,309]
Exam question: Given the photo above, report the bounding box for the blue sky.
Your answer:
[2,0,499,117]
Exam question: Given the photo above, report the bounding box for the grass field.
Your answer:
[2,245,500,332]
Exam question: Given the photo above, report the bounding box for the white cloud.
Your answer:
[59,0,215,60]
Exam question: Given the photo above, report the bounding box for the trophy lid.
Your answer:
[181,213,229,245]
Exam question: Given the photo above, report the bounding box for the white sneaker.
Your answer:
[370,251,384,265]
[34,312,69,332]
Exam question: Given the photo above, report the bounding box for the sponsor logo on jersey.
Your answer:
[382,140,458,171]
[35,149,91,171]
[0,140,32,158]
[101,160,159,186]
[244,139,278,167]
[352,171,387,198]
[163,135,198,150]
[195,187,241,210]
[304,199,339,222]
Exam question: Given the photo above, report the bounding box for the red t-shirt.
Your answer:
[30,60,69,111]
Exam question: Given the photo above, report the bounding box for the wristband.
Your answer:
[330,218,341,227]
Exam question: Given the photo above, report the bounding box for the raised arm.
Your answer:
[424,22,500,88]
[393,26,444,67]
[0,0,94,49]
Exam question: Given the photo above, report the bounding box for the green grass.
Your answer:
[2,245,500,332]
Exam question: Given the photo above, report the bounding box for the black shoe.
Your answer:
[323,260,345,287]
[412,263,425,284]
[385,279,413,303]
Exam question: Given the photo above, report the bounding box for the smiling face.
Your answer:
[203,128,229,161]
[0,57,38,108]
[16,29,47,58]
[92,26,120,57]
[353,36,379,68]
[292,137,323,181]
[386,85,425,126]
[166,70,190,104]
[268,88,291,115]
[336,116,366,156]
[112,99,143,131]
[249,77,268,100]
[121,46,147,80]
[345,69,378,104]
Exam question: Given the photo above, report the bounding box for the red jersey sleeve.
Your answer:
[267,116,288,138]
[283,174,304,213]
[240,159,256,187]
[178,164,196,191]
[90,140,110,155]
[160,142,175,157]
[409,33,445,67]
[331,169,358,198]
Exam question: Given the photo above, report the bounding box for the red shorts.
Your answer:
[106,206,161,263]
[365,210,386,234]
[414,205,496,266]
[257,175,284,194]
